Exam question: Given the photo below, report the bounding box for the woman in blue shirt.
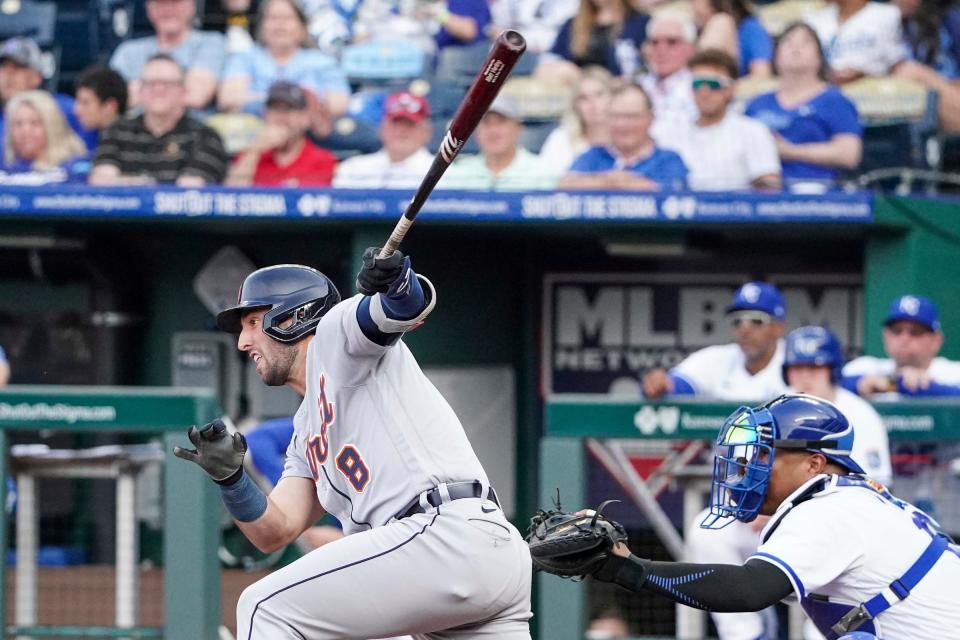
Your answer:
[1,90,89,185]
[536,0,649,85]
[893,0,960,131]
[218,0,351,118]
[745,23,862,190]
[693,0,773,78]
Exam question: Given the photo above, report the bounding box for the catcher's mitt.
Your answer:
[526,497,627,580]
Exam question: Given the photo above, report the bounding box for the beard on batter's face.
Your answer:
[259,342,299,386]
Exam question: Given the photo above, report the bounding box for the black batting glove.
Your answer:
[356,247,405,296]
[172,418,247,485]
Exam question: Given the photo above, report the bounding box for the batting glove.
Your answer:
[173,419,247,484]
[356,247,405,295]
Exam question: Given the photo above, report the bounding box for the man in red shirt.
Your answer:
[226,80,336,187]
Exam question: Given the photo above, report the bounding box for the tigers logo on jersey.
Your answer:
[306,373,335,481]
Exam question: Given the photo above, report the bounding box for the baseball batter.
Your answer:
[174,251,532,638]
[588,395,960,639]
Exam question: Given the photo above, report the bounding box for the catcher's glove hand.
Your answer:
[525,498,627,580]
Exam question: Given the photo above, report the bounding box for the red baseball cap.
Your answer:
[384,91,430,123]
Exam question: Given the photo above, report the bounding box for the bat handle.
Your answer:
[378,216,415,259]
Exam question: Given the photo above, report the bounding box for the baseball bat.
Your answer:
[377,29,527,258]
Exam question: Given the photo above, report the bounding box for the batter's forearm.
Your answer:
[595,555,792,612]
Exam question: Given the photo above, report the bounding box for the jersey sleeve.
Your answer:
[670,346,724,396]
[280,410,314,481]
[841,355,889,378]
[751,499,863,599]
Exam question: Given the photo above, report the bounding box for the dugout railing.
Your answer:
[537,396,960,640]
[0,386,221,640]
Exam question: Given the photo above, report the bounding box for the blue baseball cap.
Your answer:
[726,281,786,321]
[885,294,940,332]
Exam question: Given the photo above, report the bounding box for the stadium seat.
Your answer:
[205,112,264,156]
[499,77,572,122]
[422,79,467,119]
[322,117,383,159]
[520,122,557,154]
[756,0,826,34]
[435,41,493,84]
[0,0,57,45]
[341,39,426,84]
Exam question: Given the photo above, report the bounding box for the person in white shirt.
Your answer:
[804,0,905,83]
[656,49,781,191]
[333,90,433,189]
[441,95,558,190]
[842,294,960,397]
[642,281,788,400]
[783,326,892,485]
[638,14,699,141]
[584,395,960,640]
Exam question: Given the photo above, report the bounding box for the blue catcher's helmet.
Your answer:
[837,633,880,640]
[782,325,845,384]
[216,265,341,343]
[702,394,864,529]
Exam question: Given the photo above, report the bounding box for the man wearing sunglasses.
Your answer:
[842,295,960,397]
[642,281,788,401]
[577,394,960,640]
[656,49,781,191]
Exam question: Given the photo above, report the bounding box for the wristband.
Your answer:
[218,469,268,522]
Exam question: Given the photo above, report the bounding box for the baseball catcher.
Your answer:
[530,395,960,639]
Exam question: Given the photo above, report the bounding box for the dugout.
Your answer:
[0,187,956,637]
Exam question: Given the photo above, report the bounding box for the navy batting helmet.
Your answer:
[782,325,845,384]
[703,394,863,528]
[216,265,340,343]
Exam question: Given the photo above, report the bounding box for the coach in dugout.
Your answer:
[642,281,788,400]
[843,294,960,397]
[89,54,228,186]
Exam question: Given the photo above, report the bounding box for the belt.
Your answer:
[396,481,499,520]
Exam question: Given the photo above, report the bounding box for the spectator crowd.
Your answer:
[1,0,959,191]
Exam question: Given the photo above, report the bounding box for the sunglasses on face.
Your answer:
[728,311,772,328]
[692,76,732,91]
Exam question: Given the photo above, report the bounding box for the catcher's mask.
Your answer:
[701,394,863,529]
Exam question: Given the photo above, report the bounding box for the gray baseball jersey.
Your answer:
[240,293,532,639]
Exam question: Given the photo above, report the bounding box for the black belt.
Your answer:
[396,481,499,520]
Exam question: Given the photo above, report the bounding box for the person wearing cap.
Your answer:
[109,0,225,110]
[575,394,960,640]
[226,80,337,187]
[90,54,228,186]
[560,82,688,191]
[842,295,960,397]
[0,37,97,152]
[332,90,433,189]
[439,95,558,191]
[642,281,788,400]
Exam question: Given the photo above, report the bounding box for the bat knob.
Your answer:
[498,29,527,53]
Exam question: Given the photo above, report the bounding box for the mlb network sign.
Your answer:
[543,274,863,394]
